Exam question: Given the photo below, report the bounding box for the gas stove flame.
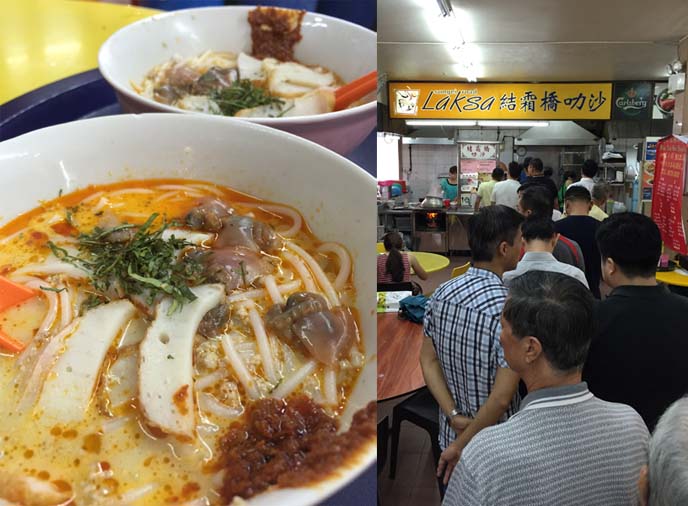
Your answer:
[427,212,438,219]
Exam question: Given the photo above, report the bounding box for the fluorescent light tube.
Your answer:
[436,0,453,17]
[477,121,549,127]
[406,120,477,126]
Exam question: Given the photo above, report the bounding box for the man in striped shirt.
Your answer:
[422,206,524,485]
[443,271,649,506]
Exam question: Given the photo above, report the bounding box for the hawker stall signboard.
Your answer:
[389,82,613,120]
[651,135,688,254]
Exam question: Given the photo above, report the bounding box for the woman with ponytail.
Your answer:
[377,232,428,283]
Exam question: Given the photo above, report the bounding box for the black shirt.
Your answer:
[583,285,688,430]
[523,176,558,206]
[554,215,601,298]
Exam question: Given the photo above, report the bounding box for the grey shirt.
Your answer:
[503,251,589,288]
[443,382,649,506]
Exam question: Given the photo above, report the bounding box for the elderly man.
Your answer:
[590,182,610,221]
[639,397,688,506]
[443,271,649,506]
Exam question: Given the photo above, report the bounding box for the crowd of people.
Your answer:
[418,161,688,505]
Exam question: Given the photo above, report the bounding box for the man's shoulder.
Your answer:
[603,287,688,315]
[432,273,507,311]
[586,397,649,434]
[460,415,531,470]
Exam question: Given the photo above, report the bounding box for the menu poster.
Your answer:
[652,82,675,119]
[642,139,658,201]
[651,136,688,254]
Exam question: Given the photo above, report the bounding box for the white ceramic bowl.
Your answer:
[98,6,377,155]
[0,114,376,506]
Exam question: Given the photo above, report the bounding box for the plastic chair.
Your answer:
[389,387,444,493]
[378,417,389,474]
[451,262,471,278]
[377,417,389,506]
[376,242,386,254]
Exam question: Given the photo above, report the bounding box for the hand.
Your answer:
[450,414,471,435]
[436,440,466,485]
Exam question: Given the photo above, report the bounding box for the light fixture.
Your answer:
[406,120,477,127]
[667,60,685,75]
[436,0,453,17]
[477,120,549,128]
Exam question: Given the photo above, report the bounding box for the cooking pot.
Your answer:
[421,196,444,208]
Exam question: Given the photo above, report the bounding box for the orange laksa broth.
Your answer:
[0,179,373,505]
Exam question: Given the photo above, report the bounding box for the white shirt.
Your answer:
[568,177,594,195]
[503,251,589,288]
[490,179,520,209]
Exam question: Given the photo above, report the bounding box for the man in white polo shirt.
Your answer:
[490,161,521,210]
[443,271,648,506]
[568,159,598,195]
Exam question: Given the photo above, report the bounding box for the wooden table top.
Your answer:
[377,312,426,401]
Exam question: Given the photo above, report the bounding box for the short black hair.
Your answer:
[563,170,577,180]
[544,166,553,178]
[522,217,556,241]
[492,167,505,180]
[529,158,544,173]
[522,156,532,169]
[518,184,553,220]
[596,212,661,278]
[565,185,592,203]
[503,271,595,372]
[449,165,458,175]
[508,162,521,179]
[468,205,524,262]
[582,159,598,178]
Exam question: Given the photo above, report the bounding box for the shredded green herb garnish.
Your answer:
[48,213,205,313]
[211,79,284,117]
[40,286,66,293]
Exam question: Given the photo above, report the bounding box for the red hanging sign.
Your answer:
[651,135,688,255]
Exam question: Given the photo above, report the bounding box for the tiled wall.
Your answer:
[400,144,457,201]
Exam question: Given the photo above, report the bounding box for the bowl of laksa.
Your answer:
[0,114,376,506]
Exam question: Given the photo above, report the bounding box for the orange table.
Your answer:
[377,313,426,401]
[656,263,688,288]
[0,0,157,104]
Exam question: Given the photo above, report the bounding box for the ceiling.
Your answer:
[378,0,688,86]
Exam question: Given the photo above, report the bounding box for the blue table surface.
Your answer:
[0,69,376,505]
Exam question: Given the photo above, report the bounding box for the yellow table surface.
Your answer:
[656,265,688,288]
[0,0,158,104]
[408,251,450,274]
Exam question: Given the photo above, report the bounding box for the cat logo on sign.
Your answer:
[394,89,420,115]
